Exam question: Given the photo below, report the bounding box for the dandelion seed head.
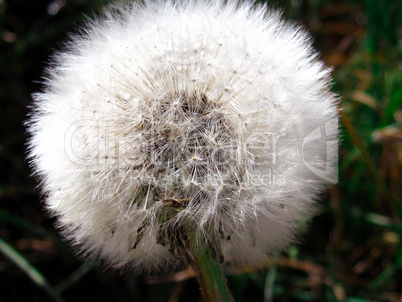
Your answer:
[28,0,338,272]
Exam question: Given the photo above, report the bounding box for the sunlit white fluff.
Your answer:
[28,0,338,272]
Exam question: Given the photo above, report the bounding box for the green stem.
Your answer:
[184,233,233,302]
[264,252,279,302]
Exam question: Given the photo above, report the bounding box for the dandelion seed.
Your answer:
[28,0,338,273]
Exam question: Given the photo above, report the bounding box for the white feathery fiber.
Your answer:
[28,0,339,272]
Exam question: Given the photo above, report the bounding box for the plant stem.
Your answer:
[183,233,233,302]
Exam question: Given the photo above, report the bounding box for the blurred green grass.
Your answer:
[0,0,401,301]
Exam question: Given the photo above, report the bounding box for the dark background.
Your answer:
[0,0,401,301]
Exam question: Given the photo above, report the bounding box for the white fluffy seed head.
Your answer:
[28,0,339,273]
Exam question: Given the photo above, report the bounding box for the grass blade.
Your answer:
[0,238,65,302]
